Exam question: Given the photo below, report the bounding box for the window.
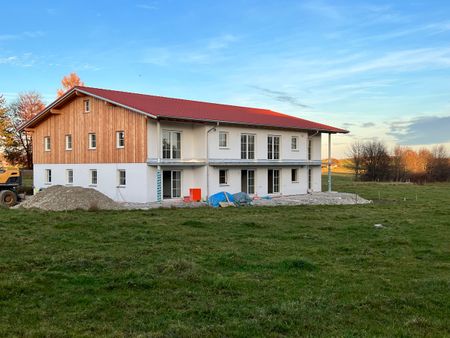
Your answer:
[219,169,228,185]
[84,99,90,113]
[241,170,255,194]
[65,134,72,150]
[162,130,181,159]
[291,168,298,182]
[219,131,229,148]
[308,139,312,160]
[163,170,181,199]
[44,136,51,151]
[241,134,255,159]
[88,133,96,149]
[291,136,299,151]
[45,169,52,184]
[118,170,126,186]
[268,169,280,194]
[90,169,98,185]
[66,169,73,184]
[268,135,280,160]
[308,168,312,190]
[116,131,125,148]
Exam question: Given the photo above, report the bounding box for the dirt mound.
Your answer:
[16,185,123,211]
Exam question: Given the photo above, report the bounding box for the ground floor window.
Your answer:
[308,168,312,190]
[291,168,298,183]
[118,169,126,186]
[45,169,52,184]
[268,169,280,194]
[219,169,228,185]
[66,169,73,184]
[241,169,255,194]
[90,169,98,185]
[163,170,181,199]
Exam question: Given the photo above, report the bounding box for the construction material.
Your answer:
[233,192,252,206]
[208,191,235,207]
[15,185,123,211]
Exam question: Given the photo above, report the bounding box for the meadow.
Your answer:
[0,175,449,337]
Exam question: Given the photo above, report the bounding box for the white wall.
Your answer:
[34,163,151,203]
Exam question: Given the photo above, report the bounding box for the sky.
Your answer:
[1,0,450,158]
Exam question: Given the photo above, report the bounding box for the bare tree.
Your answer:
[427,145,450,182]
[361,141,391,181]
[348,141,364,180]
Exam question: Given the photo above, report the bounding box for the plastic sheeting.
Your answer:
[208,191,235,207]
[233,192,253,206]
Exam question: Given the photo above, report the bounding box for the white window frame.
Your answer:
[219,169,228,185]
[268,135,281,160]
[162,130,181,159]
[88,133,96,150]
[65,134,72,151]
[44,136,51,152]
[291,136,299,151]
[84,99,90,113]
[291,168,298,183]
[117,169,126,187]
[90,169,98,186]
[45,169,52,184]
[219,131,229,149]
[241,134,255,160]
[116,131,125,149]
[66,169,73,185]
[268,169,280,194]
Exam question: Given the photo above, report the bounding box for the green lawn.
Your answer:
[1,175,449,337]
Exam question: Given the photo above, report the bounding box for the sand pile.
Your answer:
[16,185,123,211]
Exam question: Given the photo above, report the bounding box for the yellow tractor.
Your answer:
[0,168,22,207]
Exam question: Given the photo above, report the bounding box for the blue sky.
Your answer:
[1,0,450,157]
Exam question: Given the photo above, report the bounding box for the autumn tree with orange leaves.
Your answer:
[0,92,45,168]
[57,72,84,97]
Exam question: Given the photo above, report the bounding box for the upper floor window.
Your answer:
[219,131,229,148]
[44,136,51,151]
[65,134,72,151]
[118,169,126,186]
[90,169,98,185]
[84,99,90,113]
[291,136,299,151]
[162,130,181,159]
[268,135,280,160]
[308,139,312,160]
[66,169,73,184]
[241,134,255,159]
[88,133,96,149]
[116,131,125,148]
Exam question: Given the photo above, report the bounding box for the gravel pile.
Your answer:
[15,185,123,211]
[252,192,371,206]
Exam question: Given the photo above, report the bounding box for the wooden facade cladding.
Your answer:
[32,96,148,164]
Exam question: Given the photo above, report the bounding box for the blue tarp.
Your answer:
[208,191,235,207]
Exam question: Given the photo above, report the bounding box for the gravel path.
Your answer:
[122,192,371,209]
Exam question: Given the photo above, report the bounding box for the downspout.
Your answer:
[156,119,162,203]
[328,133,332,192]
[206,122,219,201]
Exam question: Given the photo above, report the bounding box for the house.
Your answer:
[20,86,348,203]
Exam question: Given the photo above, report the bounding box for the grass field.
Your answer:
[1,175,449,337]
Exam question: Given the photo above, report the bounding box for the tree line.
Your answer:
[348,141,450,183]
[0,73,84,169]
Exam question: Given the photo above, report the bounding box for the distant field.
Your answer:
[0,174,449,336]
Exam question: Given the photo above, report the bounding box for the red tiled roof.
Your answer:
[23,86,348,133]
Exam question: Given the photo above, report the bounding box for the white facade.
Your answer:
[34,119,324,203]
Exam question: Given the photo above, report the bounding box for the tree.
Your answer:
[348,141,364,180]
[427,145,450,182]
[0,92,45,168]
[391,146,407,181]
[57,72,84,97]
[361,141,391,181]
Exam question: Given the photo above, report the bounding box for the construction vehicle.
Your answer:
[0,168,22,207]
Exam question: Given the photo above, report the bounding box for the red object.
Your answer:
[189,188,202,202]
[23,86,348,133]
[183,196,191,203]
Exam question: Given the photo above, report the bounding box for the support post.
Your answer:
[156,120,162,203]
[328,133,332,192]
